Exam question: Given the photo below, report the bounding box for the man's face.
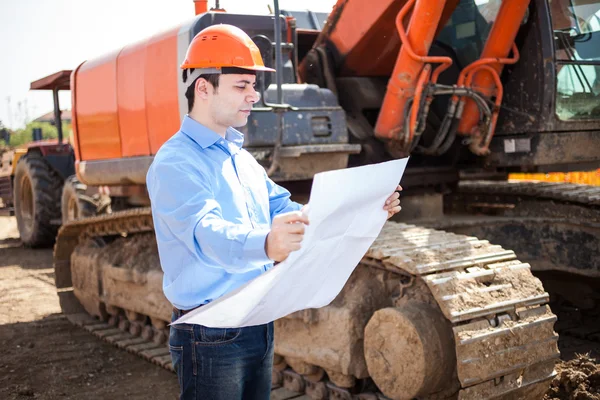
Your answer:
[207,73,259,130]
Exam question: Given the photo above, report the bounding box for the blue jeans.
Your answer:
[169,310,274,400]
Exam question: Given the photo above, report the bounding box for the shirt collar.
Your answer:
[180,115,244,155]
[224,127,244,155]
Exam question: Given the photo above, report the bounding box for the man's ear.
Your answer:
[195,78,210,100]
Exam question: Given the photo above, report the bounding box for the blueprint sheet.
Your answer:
[172,158,409,328]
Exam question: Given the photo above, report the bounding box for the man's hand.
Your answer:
[266,211,310,262]
[384,185,402,219]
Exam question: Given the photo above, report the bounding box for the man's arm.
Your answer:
[148,159,271,274]
[264,171,303,220]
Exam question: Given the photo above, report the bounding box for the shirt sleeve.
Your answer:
[148,157,271,274]
[263,170,303,221]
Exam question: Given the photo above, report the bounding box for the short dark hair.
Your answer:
[183,69,220,113]
[183,67,257,113]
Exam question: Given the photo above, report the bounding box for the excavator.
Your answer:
[42,0,600,398]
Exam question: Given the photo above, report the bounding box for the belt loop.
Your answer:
[173,307,181,319]
[173,303,205,318]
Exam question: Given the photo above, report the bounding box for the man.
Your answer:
[146,24,402,400]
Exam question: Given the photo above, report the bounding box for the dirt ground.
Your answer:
[0,216,178,400]
[545,354,600,400]
[0,215,599,399]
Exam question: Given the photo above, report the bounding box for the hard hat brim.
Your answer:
[180,64,276,73]
[250,65,276,73]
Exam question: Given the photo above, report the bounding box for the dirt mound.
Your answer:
[545,354,600,400]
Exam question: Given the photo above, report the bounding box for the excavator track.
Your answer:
[430,180,600,280]
[54,208,155,316]
[363,224,558,399]
[53,196,561,399]
[458,180,600,207]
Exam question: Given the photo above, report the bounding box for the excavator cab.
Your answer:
[551,0,600,121]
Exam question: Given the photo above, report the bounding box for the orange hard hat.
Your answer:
[180,24,275,72]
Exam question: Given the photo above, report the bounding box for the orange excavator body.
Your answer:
[71,27,181,164]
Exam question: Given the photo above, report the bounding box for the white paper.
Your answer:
[172,158,409,328]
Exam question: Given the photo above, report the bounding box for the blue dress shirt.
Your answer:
[146,116,301,310]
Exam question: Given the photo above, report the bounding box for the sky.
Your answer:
[0,0,337,130]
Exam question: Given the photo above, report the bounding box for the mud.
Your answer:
[545,354,600,400]
[543,271,600,400]
[98,232,161,272]
[405,239,492,265]
[434,260,546,314]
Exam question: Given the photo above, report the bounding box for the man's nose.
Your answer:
[247,88,260,104]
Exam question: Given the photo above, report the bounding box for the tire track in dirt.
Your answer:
[0,216,178,400]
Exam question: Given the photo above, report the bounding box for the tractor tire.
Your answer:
[13,152,63,247]
[61,175,98,223]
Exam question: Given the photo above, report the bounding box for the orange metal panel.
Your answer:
[374,0,450,141]
[194,0,208,15]
[311,0,457,77]
[74,51,122,161]
[117,41,151,157]
[326,0,402,76]
[145,27,181,154]
[70,63,83,163]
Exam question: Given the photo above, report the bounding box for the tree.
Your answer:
[0,120,11,147]
[8,121,72,147]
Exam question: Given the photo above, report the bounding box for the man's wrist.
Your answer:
[264,232,273,261]
[243,229,272,264]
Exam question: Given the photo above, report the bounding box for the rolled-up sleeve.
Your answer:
[148,159,270,273]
